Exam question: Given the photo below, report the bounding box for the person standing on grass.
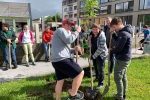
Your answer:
[110,17,132,100]
[90,23,108,88]
[18,25,35,67]
[42,26,53,62]
[104,17,116,74]
[0,23,18,70]
[51,19,84,100]
[138,25,150,50]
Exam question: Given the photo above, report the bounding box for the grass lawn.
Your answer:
[0,56,150,100]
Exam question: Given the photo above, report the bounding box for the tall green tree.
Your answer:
[82,0,99,29]
[45,13,62,24]
[83,0,99,18]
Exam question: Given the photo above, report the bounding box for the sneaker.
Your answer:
[115,94,124,100]
[32,62,36,66]
[26,63,30,67]
[123,95,126,99]
[12,64,17,69]
[2,67,8,71]
[138,48,143,50]
[67,90,84,100]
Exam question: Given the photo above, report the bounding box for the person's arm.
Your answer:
[111,32,127,53]
[11,31,16,42]
[0,32,8,42]
[57,29,79,44]
[92,32,107,59]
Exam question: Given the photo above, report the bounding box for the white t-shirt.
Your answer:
[22,31,32,43]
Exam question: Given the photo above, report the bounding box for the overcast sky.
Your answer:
[0,0,62,19]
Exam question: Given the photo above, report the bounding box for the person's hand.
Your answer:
[7,39,12,44]
[74,45,83,55]
[75,25,81,33]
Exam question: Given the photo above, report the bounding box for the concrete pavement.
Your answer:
[0,48,148,83]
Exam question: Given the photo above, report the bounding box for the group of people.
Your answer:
[0,24,36,70]
[0,23,53,70]
[51,17,132,100]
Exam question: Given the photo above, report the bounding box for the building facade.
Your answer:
[0,2,32,32]
[62,0,78,23]
[78,0,150,26]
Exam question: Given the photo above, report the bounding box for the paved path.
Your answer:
[0,48,148,83]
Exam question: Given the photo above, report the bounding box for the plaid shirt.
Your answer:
[92,31,108,59]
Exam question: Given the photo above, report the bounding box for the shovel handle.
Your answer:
[8,43,11,69]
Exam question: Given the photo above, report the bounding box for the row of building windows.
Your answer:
[64,5,77,12]
[79,0,150,16]
[100,0,150,10]
[64,13,77,19]
[115,1,134,13]
[63,0,77,6]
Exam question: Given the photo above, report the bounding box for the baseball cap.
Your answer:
[62,19,75,26]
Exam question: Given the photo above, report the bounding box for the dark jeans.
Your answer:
[43,43,51,59]
[109,52,115,73]
[2,45,17,66]
[92,56,105,85]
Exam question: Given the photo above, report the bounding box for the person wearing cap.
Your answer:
[42,26,53,62]
[51,19,84,100]
[90,23,108,88]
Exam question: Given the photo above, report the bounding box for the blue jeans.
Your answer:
[92,56,105,85]
[2,45,17,65]
[43,43,50,59]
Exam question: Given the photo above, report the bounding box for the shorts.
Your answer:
[52,58,82,80]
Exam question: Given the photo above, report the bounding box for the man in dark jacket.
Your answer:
[110,17,132,100]
[0,23,17,70]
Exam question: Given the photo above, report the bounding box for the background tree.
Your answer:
[82,0,99,28]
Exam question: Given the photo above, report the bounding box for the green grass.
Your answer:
[0,56,150,100]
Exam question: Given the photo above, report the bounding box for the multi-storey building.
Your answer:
[62,0,78,23]
[78,0,150,26]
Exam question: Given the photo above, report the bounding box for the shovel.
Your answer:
[8,43,12,69]
[84,35,103,100]
[102,33,113,96]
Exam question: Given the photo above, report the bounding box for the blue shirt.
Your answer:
[143,29,150,39]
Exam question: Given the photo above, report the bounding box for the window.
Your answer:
[100,5,111,14]
[138,14,150,26]
[139,0,150,9]
[124,2,129,12]
[69,6,73,11]
[80,1,84,8]
[128,1,134,11]
[69,14,73,18]
[74,6,77,10]
[116,3,123,13]
[100,0,108,3]
[74,14,77,18]
[63,1,66,5]
[116,1,133,13]
[118,16,133,25]
[64,8,67,12]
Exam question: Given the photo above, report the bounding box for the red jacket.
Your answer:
[42,30,53,43]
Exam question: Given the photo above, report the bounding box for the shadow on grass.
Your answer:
[0,96,11,100]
